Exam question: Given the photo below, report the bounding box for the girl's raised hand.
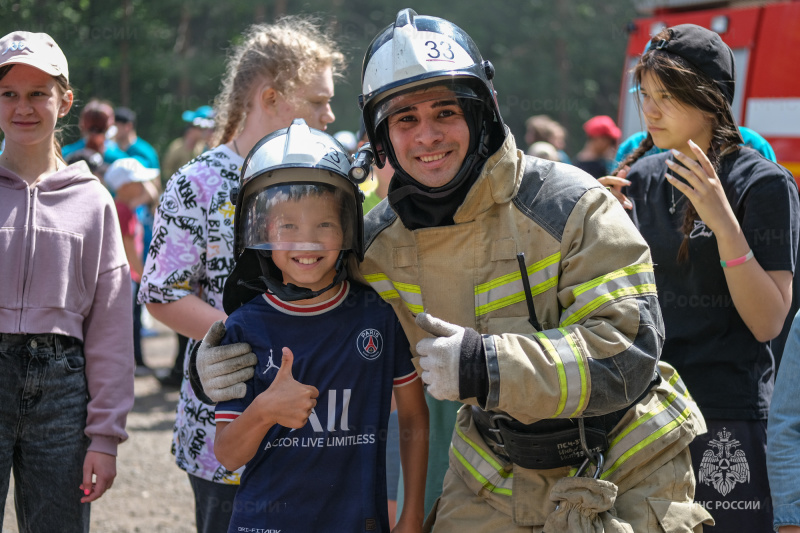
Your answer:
[665,140,740,238]
[598,165,633,210]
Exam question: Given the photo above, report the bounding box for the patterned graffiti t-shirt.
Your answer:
[138,144,243,483]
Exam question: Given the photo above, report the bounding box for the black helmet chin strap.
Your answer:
[238,251,348,302]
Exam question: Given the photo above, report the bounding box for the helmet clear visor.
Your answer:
[372,81,480,128]
[240,179,357,252]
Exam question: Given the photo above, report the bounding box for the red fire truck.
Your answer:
[618,0,800,180]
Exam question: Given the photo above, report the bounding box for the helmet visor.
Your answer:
[241,178,357,252]
[372,81,480,129]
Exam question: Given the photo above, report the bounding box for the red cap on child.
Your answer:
[583,115,621,141]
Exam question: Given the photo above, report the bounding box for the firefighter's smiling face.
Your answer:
[385,86,470,189]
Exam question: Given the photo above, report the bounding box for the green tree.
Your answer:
[1,0,637,158]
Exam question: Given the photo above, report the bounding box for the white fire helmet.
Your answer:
[224,119,363,309]
[358,8,505,168]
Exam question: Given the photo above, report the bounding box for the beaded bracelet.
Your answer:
[720,249,754,268]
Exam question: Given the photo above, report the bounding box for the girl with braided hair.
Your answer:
[138,17,343,533]
[602,24,798,531]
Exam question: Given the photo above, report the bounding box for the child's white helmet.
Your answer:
[224,119,362,311]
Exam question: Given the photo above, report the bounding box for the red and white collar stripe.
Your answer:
[263,282,350,316]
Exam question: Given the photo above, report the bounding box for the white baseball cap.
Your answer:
[0,31,69,82]
[104,158,159,192]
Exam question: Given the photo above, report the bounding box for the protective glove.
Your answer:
[544,476,633,533]
[196,320,258,403]
[416,312,485,402]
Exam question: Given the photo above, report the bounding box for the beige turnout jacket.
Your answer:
[357,135,706,527]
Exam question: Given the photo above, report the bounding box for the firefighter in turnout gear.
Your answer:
[193,9,713,532]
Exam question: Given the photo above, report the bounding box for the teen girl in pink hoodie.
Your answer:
[0,31,134,531]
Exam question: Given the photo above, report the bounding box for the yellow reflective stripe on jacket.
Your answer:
[535,328,589,418]
[363,273,424,314]
[452,422,513,496]
[559,264,657,327]
[668,367,690,397]
[474,252,560,317]
[598,376,692,480]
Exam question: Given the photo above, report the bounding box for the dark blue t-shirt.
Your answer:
[627,148,799,420]
[215,281,417,533]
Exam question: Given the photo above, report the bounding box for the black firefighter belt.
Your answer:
[471,406,619,470]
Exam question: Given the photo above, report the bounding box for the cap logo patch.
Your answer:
[357,329,383,360]
[3,40,31,55]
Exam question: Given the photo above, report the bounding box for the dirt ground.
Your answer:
[2,318,196,533]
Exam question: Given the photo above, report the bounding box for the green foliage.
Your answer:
[1,0,636,157]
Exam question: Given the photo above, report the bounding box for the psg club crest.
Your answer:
[357,329,383,360]
[698,427,750,496]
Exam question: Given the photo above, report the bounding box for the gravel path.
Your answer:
[3,320,196,532]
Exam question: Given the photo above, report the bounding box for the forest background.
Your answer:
[1,0,645,156]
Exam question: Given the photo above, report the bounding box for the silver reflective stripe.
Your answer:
[451,423,513,496]
[535,328,588,418]
[363,273,424,314]
[364,274,397,299]
[484,335,501,410]
[600,377,692,480]
[559,264,657,327]
[474,252,559,317]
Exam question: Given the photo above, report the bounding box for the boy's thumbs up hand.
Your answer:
[259,347,319,429]
[275,346,295,380]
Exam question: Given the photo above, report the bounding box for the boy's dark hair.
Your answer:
[114,106,137,125]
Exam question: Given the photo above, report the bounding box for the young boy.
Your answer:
[213,120,428,533]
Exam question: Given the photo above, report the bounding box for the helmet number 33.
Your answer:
[425,40,454,61]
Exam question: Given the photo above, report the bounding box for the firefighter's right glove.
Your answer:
[196,320,258,403]
[416,313,487,404]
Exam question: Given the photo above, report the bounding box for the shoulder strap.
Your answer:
[513,155,602,241]
[364,199,398,251]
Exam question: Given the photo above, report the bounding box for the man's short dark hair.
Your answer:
[114,106,136,125]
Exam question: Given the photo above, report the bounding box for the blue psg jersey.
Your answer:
[215,282,417,532]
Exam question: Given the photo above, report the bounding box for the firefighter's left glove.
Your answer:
[416,312,487,403]
[195,320,258,403]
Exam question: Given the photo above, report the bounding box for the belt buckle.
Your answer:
[486,413,514,449]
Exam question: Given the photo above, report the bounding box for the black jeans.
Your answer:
[0,333,90,532]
